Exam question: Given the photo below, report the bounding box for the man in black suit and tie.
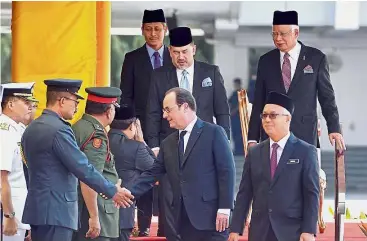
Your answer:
[130,87,235,241]
[247,10,345,153]
[108,105,156,241]
[229,92,319,241]
[145,27,231,240]
[120,9,171,236]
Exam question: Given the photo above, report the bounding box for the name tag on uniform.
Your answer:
[287,159,299,164]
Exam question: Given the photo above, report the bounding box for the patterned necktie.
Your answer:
[282,53,291,92]
[270,143,279,179]
[153,51,161,69]
[178,131,187,167]
[180,70,190,91]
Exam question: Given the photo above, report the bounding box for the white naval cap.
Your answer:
[1,82,38,103]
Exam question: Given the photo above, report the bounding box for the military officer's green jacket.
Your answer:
[72,114,119,239]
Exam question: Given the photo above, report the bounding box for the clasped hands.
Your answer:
[112,179,134,208]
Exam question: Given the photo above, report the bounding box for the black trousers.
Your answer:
[179,203,228,241]
[118,229,132,241]
[136,188,153,232]
[31,225,73,241]
[265,225,278,241]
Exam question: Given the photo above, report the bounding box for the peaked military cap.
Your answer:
[44,79,84,99]
[1,82,38,102]
[265,91,294,115]
[273,10,298,25]
[85,87,121,107]
[142,9,166,24]
[169,27,193,47]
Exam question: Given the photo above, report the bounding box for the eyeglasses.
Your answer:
[271,29,292,38]
[59,96,80,105]
[162,104,182,114]
[260,113,289,119]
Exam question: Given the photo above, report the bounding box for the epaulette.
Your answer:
[0,122,10,131]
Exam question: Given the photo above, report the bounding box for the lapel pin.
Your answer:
[303,55,305,61]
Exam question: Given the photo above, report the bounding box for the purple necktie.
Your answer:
[153,52,161,69]
[282,53,291,92]
[270,143,279,179]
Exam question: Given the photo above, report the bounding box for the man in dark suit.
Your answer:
[145,27,231,240]
[229,92,319,241]
[130,87,235,241]
[120,9,171,236]
[21,79,134,241]
[247,10,345,153]
[108,105,156,241]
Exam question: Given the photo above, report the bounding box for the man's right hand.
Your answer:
[85,216,101,239]
[3,217,18,236]
[247,142,257,156]
[112,179,134,208]
[228,232,240,241]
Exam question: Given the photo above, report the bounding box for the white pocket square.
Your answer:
[287,159,300,164]
[202,77,212,87]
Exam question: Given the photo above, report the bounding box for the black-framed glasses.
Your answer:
[59,96,80,105]
[271,29,292,38]
[162,104,182,114]
[260,113,289,119]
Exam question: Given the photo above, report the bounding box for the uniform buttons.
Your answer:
[268,209,272,213]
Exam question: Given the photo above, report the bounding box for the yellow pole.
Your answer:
[96,1,111,87]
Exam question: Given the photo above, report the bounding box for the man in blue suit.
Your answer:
[228,92,319,241]
[21,79,134,241]
[129,87,235,241]
[108,104,156,241]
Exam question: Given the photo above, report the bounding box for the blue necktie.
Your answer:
[153,52,161,69]
[178,130,187,167]
[180,70,190,91]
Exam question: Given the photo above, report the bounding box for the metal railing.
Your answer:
[334,124,346,241]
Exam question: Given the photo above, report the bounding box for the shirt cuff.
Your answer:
[151,147,160,151]
[217,209,230,216]
[248,140,257,144]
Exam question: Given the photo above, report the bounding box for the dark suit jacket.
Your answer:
[230,133,319,241]
[120,44,172,134]
[248,41,340,146]
[130,118,235,231]
[108,129,156,229]
[146,60,231,148]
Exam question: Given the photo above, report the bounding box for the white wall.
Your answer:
[214,39,249,97]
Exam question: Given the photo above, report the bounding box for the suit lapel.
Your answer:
[270,133,298,188]
[193,61,205,101]
[168,65,179,87]
[140,44,153,71]
[163,46,171,67]
[288,42,309,95]
[170,131,180,175]
[182,119,204,167]
[260,139,271,183]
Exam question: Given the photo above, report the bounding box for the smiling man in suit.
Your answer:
[145,26,231,240]
[247,10,345,153]
[130,87,235,241]
[229,92,319,241]
[120,9,171,236]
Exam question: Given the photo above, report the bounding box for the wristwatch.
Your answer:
[4,212,15,219]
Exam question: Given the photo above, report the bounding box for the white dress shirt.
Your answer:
[280,42,301,81]
[269,132,291,164]
[176,62,194,93]
[179,116,230,216]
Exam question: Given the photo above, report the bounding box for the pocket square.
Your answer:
[202,77,212,87]
[303,65,313,74]
[287,159,300,164]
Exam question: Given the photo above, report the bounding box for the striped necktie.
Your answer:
[180,69,190,91]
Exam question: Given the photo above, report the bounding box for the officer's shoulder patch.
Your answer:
[0,122,10,131]
[92,138,102,149]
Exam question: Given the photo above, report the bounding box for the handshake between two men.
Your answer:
[111,179,135,208]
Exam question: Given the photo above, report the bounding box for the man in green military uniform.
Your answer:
[72,87,122,241]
